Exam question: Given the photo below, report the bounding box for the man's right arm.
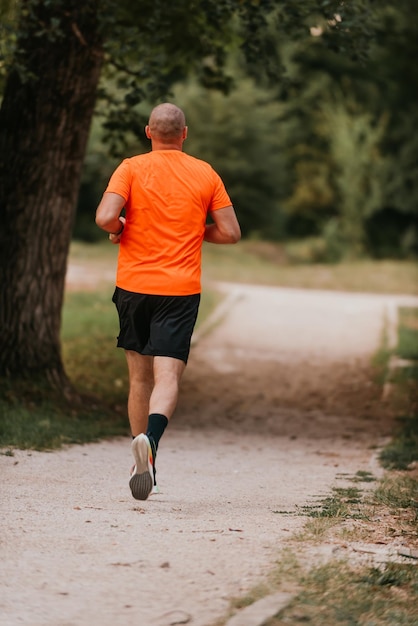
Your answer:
[95,192,126,243]
[204,206,241,244]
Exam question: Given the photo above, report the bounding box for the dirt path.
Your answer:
[2,277,418,626]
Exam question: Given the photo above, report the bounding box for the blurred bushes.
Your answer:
[74,0,418,261]
[72,120,120,242]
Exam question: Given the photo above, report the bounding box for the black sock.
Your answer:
[146,413,168,452]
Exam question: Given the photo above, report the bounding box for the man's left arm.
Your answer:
[204,205,241,244]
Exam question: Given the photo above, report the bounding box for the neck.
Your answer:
[151,140,183,151]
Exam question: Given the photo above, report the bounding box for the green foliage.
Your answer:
[379,415,418,471]
[319,95,387,259]
[96,0,240,153]
[70,0,388,248]
[173,78,285,238]
[95,0,375,144]
[250,0,418,259]
[0,0,18,91]
[16,0,409,259]
[397,308,418,361]
[3,0,416,259]
[73,119,120,241]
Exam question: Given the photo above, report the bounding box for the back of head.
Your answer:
[148,103,186,144]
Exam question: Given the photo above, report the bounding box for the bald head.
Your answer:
[147,103,186,144]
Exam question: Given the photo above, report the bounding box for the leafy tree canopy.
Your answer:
[1,0,377,143]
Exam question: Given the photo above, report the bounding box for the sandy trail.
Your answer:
[1,278,417,626]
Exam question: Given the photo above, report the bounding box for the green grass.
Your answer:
[375,306,418,470]
[62,289,128,404]
[397,307,418,361]
[265,560,418,626]
[380,415,418,470]
[0,288,131,451]
[0,373,128,451]
[298,486,366,520]
[201,240,418,294]
[0,399,127,452]
[0,285,221,450]
[373,474,418,514]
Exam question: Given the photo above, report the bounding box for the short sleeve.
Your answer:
[210,170,232,212]
[105,159,132,201]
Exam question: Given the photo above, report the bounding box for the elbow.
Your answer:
[95,210,113,231]
[229,226,241,244]
[95,206,107,230]
[222,229,240,244]
[95,214,104,229]
[220,222,241,244]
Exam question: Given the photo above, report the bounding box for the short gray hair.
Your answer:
[148,103,186,141]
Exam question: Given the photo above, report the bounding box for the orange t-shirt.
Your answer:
[105,150,232,295]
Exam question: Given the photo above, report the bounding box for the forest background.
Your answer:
[72,0,418,262]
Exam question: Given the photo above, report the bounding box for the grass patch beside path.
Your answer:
[0,398,127,452]
[0,286,220,451]
[265,560,418,626]
[213,472,418,626]
[0,375,127,451]
[202,241,418,295]
[70,240,418,295]
[0,289,130,451]
[397,307,418,361]
[377,306,418,471]
[380,415,418,471]
[268,473,418,626]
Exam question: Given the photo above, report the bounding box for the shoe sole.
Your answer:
[129,435,153,501]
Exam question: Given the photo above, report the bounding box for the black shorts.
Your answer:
[112,287,200,363]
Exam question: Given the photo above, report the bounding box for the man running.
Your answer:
[96,103,241,500]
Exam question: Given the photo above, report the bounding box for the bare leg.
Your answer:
[127,354,185,501]
[124,350,154,437]
[149,356,186,419]
[124,352,185,436]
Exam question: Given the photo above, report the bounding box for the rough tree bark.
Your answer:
[0,1,103,392]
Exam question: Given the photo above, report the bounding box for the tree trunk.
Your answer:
[0,1,103,392]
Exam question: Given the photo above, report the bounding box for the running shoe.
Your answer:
[129,464,159,494]
[129,434,154,500]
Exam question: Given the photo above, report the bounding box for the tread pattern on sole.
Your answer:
[129,472,153,501]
